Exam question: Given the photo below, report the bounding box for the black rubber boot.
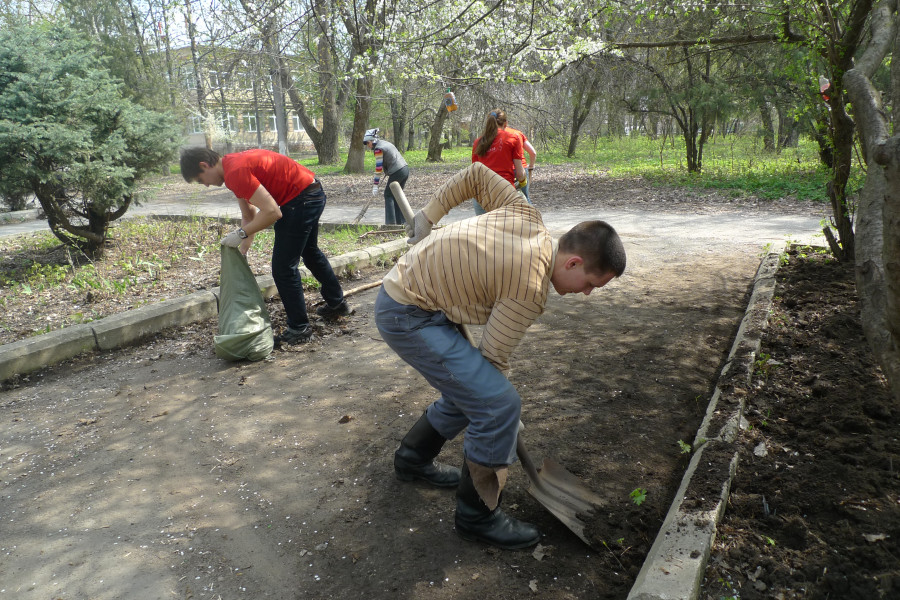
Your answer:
[394,413,461,487]
[454,461,540,550]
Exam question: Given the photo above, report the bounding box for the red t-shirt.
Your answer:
[471,130,524,186]
[221,149,315,206]
[505,127,529,169]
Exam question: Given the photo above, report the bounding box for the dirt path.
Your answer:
[1,173,828,599]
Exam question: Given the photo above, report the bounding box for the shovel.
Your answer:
[390,181,604,548]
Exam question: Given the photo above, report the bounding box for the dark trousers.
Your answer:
[271,184,343,329]
[384,166,410,225]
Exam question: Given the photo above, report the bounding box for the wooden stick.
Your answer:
[311,279,383,308]
[352,198,375,224]
[358,228,405,239]
[344,279,384,296]
[389,181,416,223]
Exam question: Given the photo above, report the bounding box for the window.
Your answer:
[182,67,196,90]
[243,113,258,133]
[269,114,278,132]
[190,116,203,134]
[292,115,303,132]
[237,71,254,91]
[219,112,236,132]
[208,70,230,89]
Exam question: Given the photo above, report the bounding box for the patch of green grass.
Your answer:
[553,134,861,203]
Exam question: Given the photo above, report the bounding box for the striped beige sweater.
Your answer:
[382,162,557,374]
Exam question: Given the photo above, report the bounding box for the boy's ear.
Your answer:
[565,256,584,270]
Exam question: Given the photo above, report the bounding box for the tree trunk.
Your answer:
[758,99,775,151]
[426,101,450,162]
[344,77,372,173]
[826,94,856,261]
[183,0,211,148]
[776,105,798,150]
[277,0,342,164]
[567,64,602,157]
[261,23,289,156]
[391,90,407,148]
[842,0,900,403]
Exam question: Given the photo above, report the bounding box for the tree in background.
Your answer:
[0,21,180,256]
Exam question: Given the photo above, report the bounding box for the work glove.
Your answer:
[372,185,379,196]
[220,229,244,248]
[405,210,433,245]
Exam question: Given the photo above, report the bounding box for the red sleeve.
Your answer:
[222,154,261,200]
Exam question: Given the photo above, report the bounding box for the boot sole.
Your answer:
[455,526,540,550]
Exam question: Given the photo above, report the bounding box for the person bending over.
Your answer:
[180,147,352,346]
[375,162,626,549]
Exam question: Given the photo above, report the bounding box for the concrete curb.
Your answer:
[0,236,408,382]
[626,246,783,600]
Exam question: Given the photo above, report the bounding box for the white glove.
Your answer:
[220,229,244,248]
[372,185,379,196]
[405,211,433,245]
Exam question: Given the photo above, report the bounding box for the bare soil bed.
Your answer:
[702,248,899,599]
[3,168,892,600]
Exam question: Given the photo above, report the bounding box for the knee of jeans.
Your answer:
[272,264,299,282]
[300,247,326,263]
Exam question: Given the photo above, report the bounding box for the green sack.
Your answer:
[214,246,274,361]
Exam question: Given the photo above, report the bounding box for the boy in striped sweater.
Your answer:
[376,162,626,549]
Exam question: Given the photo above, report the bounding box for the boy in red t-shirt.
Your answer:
[180,147,351,345]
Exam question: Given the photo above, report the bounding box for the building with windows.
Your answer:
[173,47,316,153]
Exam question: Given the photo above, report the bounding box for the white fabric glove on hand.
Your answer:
[372,185,379,196]
[220,229,244,248]
[405,211,433,245]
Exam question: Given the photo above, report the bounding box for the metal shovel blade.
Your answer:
[517,435,604,548]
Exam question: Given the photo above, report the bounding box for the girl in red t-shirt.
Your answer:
[471,110,525,215]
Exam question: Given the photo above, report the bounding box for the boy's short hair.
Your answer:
[559,221,626,277]
[180,147,221,182]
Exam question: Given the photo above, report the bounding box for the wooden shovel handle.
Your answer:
[390,181,416,223]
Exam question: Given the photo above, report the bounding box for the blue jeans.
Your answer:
[384,166,409,225]
[374,288,521,467]
[272,184,344,329]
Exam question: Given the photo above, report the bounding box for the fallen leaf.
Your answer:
[338,415,352,424]
[529,579,538,593]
